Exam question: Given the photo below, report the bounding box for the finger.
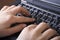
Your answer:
[33,22,49,34]
[16,24,37,40]
[9,6,30,16]
[6,5,16,10]
[19,6,30,16]
[50,36,60,40]
[38,29,57,40]
[26,24,37,30]
[0,24,26,37]
[1,6,9,11]
[10,16,35,23]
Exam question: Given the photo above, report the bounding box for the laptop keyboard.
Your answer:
[18,3,60,34]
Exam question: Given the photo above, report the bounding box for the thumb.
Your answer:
[0,24,26,37]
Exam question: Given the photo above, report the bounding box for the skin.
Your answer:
[0,5,35,37]
[50,36,60,40]
[17,22,60,40]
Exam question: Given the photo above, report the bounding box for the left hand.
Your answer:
[0,5,35,37]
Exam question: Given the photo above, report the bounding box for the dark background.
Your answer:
[0,0,21,9]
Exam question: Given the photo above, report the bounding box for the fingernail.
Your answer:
[17,5,21,7]
[32,18,35,21]
[18,4,21,7]
[12,5,15,6]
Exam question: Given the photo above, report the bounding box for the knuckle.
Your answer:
[27,24,36,30]
[40,22,50,28]
[48,28,54,31]
[4,6,8,7]
[11,5,15,6]
[40,22,47,25]
[47,28,56,33]
[28,24,36,27]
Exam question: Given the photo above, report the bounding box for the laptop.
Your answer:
[19,0,60,34]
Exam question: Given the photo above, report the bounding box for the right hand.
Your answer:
[17,22,60,40]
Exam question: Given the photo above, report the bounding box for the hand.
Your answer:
[0,5,35,37]
[50,36,60,40]
[17,22,60,40]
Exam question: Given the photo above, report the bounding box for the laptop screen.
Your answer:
[41,0,60,6]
